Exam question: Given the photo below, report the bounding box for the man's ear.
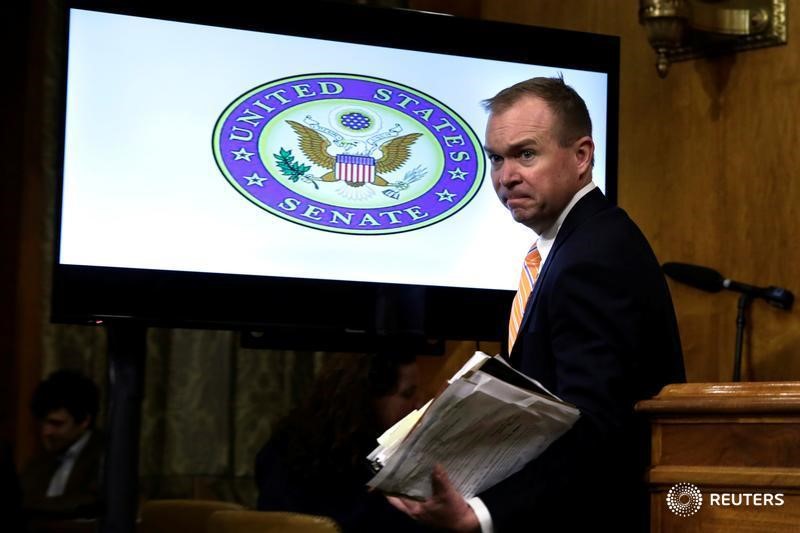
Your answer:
[574,136,595,175]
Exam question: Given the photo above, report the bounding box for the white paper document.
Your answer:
[367,352,580,500]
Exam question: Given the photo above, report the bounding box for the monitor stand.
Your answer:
[100,322,146,533]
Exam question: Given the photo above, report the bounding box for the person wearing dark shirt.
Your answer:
[255,352,429,533]
[388,76,685,532]
[21,369,103,521]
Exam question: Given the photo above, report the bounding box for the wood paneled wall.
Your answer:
[2,0,48,464]
[6,1,799,460]
[412,0,800,384]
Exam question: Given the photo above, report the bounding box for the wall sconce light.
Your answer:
[639,0,787,77]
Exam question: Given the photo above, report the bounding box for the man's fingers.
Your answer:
[386,495,408,513]
[387,495,418,517]
[386,471,477,532]
[431,463,453,496]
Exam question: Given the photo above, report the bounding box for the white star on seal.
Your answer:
[231,147,255,161]
[448,167,468,181]
[244,172,266,187]
[435,189,457,202]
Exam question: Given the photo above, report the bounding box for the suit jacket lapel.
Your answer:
[510,188,611,360]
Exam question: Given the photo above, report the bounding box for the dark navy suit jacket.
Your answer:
[479,188,685,531]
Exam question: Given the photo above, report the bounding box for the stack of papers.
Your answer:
[367,352,580,500]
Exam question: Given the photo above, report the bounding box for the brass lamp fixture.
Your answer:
[639,0,787,77]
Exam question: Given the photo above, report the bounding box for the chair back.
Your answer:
[207,510,341,533]
[138,499,244,533]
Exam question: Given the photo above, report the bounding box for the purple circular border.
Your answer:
[217,75,482,230]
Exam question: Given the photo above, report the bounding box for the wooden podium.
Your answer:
[636,382,800,532]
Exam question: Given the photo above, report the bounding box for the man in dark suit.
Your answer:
[21,369,104,521]
[388,77,685,531]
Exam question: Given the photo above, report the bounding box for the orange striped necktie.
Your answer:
[508,244,542,351]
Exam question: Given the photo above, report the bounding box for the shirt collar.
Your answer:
[536,180,596,264]
[62,429,92,461]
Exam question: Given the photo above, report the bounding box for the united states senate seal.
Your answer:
[213,74,484,235]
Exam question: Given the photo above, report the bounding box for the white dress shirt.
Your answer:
[46,430,92,497]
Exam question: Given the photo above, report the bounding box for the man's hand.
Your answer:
[386,464,480,532]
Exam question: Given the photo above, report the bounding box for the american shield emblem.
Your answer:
[213,74,484,235]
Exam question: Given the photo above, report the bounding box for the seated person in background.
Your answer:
[21,369,104,520]
[255,352,430,533]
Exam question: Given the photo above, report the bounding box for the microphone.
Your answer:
[662,262,794,310]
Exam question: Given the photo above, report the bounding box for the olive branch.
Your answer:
[274,148,311,182]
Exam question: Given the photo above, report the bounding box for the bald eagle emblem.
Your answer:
[275,116,427,200]
[213,74,485,235]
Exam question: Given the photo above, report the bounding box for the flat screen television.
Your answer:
[52,0,619,350]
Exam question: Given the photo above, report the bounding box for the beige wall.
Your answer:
[413,0,800,383]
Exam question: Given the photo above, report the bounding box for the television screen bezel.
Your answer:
[51,0,620,346]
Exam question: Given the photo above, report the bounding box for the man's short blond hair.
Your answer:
[482,75,593,148]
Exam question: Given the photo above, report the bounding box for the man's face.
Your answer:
[484,96,593,234]
[40,408,90,454]
[373,362,422,431]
